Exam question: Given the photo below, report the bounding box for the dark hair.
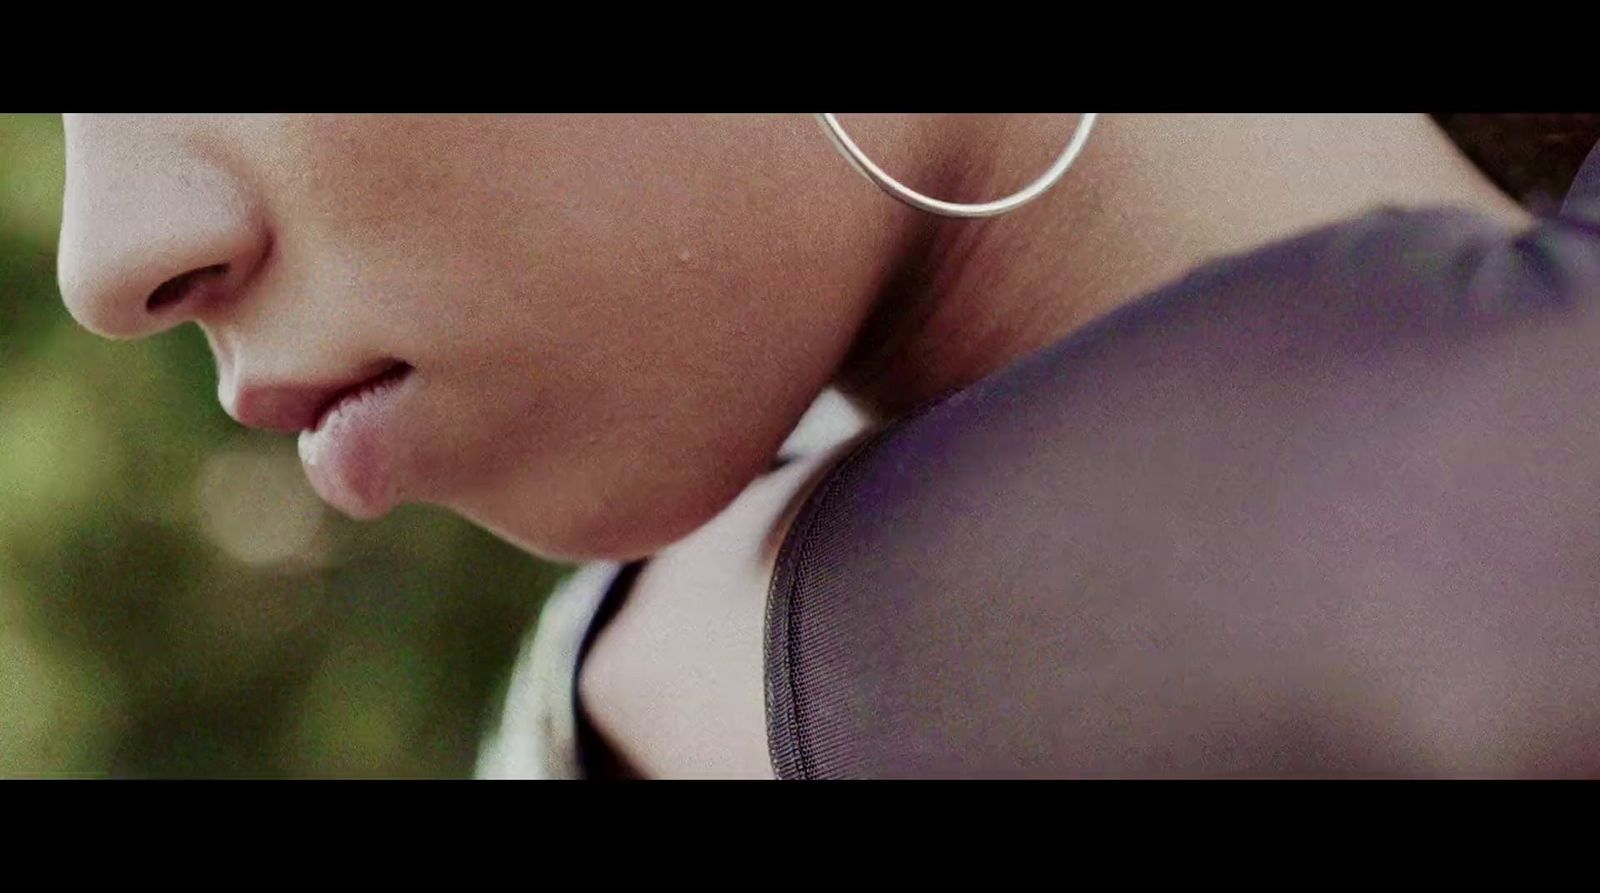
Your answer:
[1433,113,1600,212]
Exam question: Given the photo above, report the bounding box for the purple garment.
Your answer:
[766,150,1600,778]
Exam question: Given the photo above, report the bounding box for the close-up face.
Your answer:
[56,115,895,560]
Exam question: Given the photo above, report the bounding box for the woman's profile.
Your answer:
[54,113,1600,778]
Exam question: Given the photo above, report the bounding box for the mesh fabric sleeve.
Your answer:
[766,201,1600,778]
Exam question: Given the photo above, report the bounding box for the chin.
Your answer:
[448,470,751,564]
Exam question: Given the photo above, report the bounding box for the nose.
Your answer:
[56,116,269,340]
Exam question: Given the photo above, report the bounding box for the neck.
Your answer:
[831,113,1531,421]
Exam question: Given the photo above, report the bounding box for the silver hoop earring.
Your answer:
[816,113,1097,219]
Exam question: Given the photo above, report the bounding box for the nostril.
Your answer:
[146,263,229,314]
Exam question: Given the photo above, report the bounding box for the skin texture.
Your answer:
[58,114,1532,777]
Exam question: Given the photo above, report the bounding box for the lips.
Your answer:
[221,359,420,520]
[294,362,419,520]
[305,361,414,434]
[222,359,414,434]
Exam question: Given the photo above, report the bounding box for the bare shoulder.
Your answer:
[578,425,869,779]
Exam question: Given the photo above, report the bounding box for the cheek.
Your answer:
[262,118,689,336]
[414,246,849,561]
[423,289,811,561]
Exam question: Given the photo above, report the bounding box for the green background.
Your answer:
[0,114,565,778]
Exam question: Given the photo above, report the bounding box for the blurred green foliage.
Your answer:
[0,114,565,777]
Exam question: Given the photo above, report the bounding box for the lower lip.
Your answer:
[297,366,418,519]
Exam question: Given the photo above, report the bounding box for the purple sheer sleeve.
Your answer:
[767,164,1600,777]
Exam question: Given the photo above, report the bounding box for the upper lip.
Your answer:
[221,359,412,433]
